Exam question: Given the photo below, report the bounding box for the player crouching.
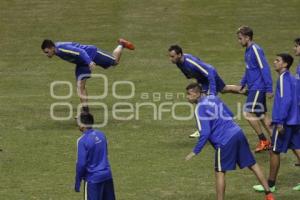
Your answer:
[185,83,275,200]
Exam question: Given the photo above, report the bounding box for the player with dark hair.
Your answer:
[42,38,135,114]
[293,37,300,172]
[236,26,273,153]
[168,44,242,137]
[253,53,300,192]
[294,38,300,112]
[168,45,241,96]
[184,83,275,200]
[292,41,300,192]
[75,113,116,200]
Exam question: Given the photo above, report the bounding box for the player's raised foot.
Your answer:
[265,193,275,200]
[189,131,200,138]
[253,184,276,193]
[292,183,300,191]
[255,140,271,153]
[118,38,135,50]
[295,163,300,167]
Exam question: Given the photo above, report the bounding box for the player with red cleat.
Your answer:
[236,26,273,153]
[41,38,135,115]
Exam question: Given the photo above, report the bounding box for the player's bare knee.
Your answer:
[79,86,85,92]
[77,82,86,92]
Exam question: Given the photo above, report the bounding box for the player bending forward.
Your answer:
[185,83,275,200]
[42,38,134,115]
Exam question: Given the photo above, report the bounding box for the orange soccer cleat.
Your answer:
[255,140,271,153]
[118,38,135,50]
[265,193,275,200]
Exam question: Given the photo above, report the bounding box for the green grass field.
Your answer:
[1,0,300,199]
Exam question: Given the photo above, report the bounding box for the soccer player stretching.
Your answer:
[236,26,273,152]
[168,45,242,138]
[41,38,134,114]
[75,113,116,200]
[185,83,275,200]
[253,53,300,192]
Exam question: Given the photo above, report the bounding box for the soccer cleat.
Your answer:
[253,184,276,193]
[118,38,135,50]
[265,193,275,200]
[295,163,300,167]
[292,183,300,191]
[189,131,200,138]
[254,140,271,153]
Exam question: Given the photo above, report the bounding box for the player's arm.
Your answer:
[188,59,217,95]
[252,46,273,94]
[273,75,292,126]
[58,45,93,66]
[197,67,217,95]
[240,70,247,89]
[74,138,87,192]
[186,105,211,160]
[206,69,217,95]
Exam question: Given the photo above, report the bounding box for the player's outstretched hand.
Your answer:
[185,152,196,161]
[239,87,248,96]
[74,183,80,192]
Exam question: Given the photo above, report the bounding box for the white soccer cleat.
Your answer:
[189,131,200,138]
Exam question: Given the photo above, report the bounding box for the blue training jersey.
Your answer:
[193,95,241,154]
[55,42,98,66]
[75,129,112,190]
[240,43,273,92]
[272,71,300,125]
[176,54,220,95]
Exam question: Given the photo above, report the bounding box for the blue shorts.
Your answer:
[94,49,117,68]
[244,90,267,116]
[215,131,256,172]
[271,125,300,153]
[83,179,115,200]
[76,66,91,80]
[75,49,116,80]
